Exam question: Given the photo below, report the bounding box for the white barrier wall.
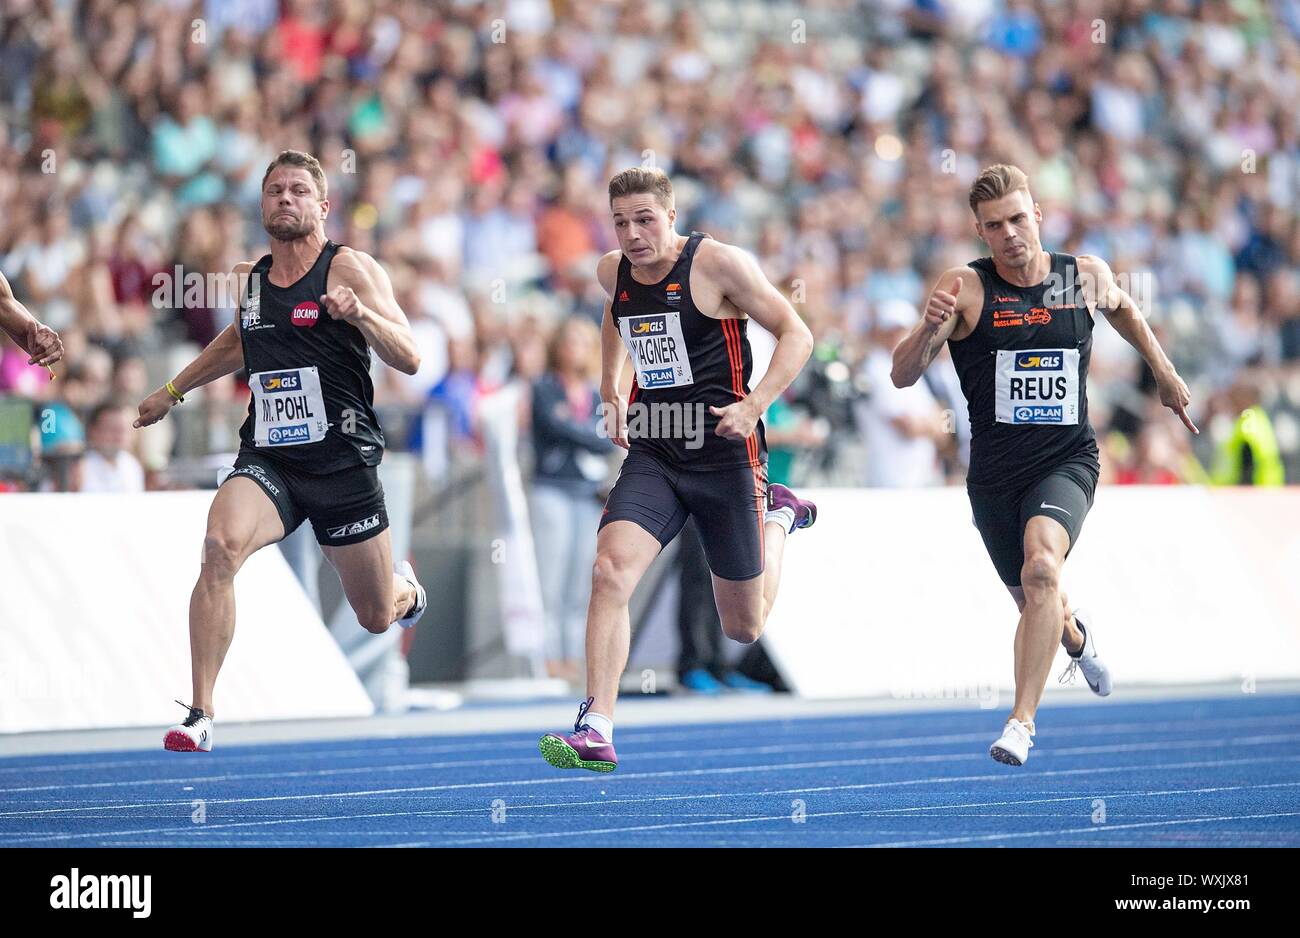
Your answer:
[0,492,374,734]
[763,487,1300,700]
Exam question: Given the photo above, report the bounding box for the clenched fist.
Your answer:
[26,319,63,367]
[321,286,363,323]
[922,277,961,334]
[135,386,176,428]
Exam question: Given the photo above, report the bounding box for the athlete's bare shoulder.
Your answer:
[596,249,622,297]
[690,235,745,277]
[331,245,380,277]
[1072,254,1115,310]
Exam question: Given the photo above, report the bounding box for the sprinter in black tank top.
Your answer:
[540,168,818,773]
[892,164,1197,767]
[133,150,430,753]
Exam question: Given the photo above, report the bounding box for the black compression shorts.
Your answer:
[599,447,768,581]
[223,447,389,546]
[967,458,1097,587]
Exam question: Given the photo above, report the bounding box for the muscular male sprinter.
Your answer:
[135,150,427,751]
[892,164,1197,765]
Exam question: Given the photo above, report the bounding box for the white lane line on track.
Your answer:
[3,743,1299,821]
[411,809,1300,848]
[5,728,1300,799]
[2,753,1297,844]
[5,710,1297,775]
[854,812,1300,848]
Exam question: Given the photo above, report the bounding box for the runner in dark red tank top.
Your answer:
[891,164,1198,767]
[540,168,818,773]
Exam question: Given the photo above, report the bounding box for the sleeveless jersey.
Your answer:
[237,241,384,474]
[611,232,767,470]
[948,251,1100,492]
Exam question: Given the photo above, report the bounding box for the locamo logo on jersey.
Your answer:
[292,301,321,327]
[260,371,301,392]
[268,424,311,444]
[327,513,381,539]
[628,315,666,336]
[1025,307,1052,326]
[665,282,681,305]
[1015,352,1063,370]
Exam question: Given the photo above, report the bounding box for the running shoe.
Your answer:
[395,559,428,628]
[1059,608,1112,696]
[163,700,213,752]
[538,697,618,772]
[989,718,1034,766]
[767,483,817,531]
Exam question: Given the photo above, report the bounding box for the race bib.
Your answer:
[619,312,694,390]
[251,366,329,446]
[995,348,1080,425]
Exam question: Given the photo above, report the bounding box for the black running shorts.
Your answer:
[599,447,768,581]
[967,458,1097,587]
[223,448,389,546]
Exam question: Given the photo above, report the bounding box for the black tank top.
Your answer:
[237,241,384,474]
[611,232,767,470]
[948,251,1099,492]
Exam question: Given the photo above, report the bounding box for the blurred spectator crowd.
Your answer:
[2,0,1299,495]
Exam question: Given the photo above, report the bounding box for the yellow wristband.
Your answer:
[166,380,185,403]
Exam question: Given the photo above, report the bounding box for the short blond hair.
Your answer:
[608,167,673,211]
[968,164,1030,216]
[262,150,328,200]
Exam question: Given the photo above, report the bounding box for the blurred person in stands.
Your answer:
[858,299,946,487]
[530,316,613,683]
[81,399,144,493]
[1211,375,1285,486]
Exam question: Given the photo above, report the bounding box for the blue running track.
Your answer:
[2,693,1298,847]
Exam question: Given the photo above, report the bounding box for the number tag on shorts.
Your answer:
[995,348,1080,425]
[619,312,694,390]
[251,366,328,446]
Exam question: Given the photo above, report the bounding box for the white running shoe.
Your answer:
[163,701,213,752]
[395,560,428,628]
[1059,608,1112,697]
[989,718,1035,766]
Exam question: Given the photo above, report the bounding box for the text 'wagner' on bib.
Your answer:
[994,348,1080,425]
[251,366,329,446]
[619,311,694,390]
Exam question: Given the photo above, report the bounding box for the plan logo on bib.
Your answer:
[268,424,311,444]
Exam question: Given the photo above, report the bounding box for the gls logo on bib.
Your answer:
[995,348,1079,425]
[260,371,301,392]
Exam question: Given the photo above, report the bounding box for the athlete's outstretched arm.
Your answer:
[891,268,971,388]
[596,250,630,448]
[1079,255,1197,434]
[135,263,252,428]
[700,242,813,441]
[323,249,421,375]
[0,271,63,367]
